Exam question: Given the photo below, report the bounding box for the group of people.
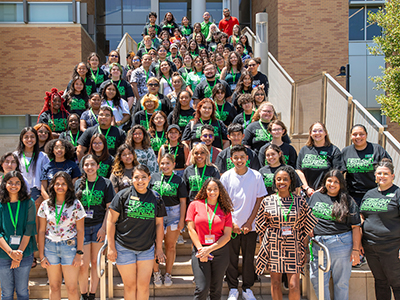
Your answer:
[0,9,399,300]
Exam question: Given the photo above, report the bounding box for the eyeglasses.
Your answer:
[93,142,103,146]
[133,59,140,62]
[312,129,324,134]
[148,83,159,87]
[255,93,264,97]
[202,134,214,139]
[248,64,257,67]
[271,128,283,132]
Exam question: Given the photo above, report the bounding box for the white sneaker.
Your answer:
[164,273,173,286]
[242,289,256,300]
[153,271,162,287]
[227,288,239,300]
[177,234,185,244]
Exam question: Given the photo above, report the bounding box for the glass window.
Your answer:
[206,0,222,24]
[160,0,189,26]
[28,3,72,22]
[366,7,381,40]
[0,115,38,134]
[349,7,365,40]
[123,25,145,44]
[122,0,150,23]
[97,25,122,56]
[97,0,121,25]
[0,3,23,22]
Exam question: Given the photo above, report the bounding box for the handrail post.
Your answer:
[97,238,108,300]
[311,238,331,299]
[255,13,268,75]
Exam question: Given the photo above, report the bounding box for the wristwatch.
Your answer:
[76,250,84,255]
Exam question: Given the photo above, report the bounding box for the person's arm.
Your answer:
[77,145,88,162]
[187,220,202,250]
[41,180,49,200]
[295,170,314,197]
[107,209,119,262]
[71,217,84,267]
[96,203,110,242]
[38,216,50,268]
[155,217,166,263]
[116,114,130,127]
[178,197,187,231]
[131,82,140,104]
[127,97,134,109]
[241,196,264,233]
[80,119,88,132]
[220,67,227,80]
[351,225,361,266]
[195,226,232,261]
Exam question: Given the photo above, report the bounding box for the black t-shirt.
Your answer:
[252,71,269,96]
[98,155,114,178]
[133,110,153,129]
[133,93,172,117]
[75,177,115,226]
[78,125,126,156]
[243,121,290,154]
[167,108,195,132]
[216,101,237,126]
[159,144,186,169]
[66,93,88,117]
[182,165,220,202]
[99,79,134,101]
[149,172,188,206]
[150,131,167,155]
[232,112,254,130]
[109,187,167,251]
[360,185,400,245]
[89,68,107,88]
[182,119,228,149]
[193,79,232,100]
[258,164,301,195]
[66,78,96,97]
[342,142,391,195]
[215,146,260,174]
[258,142,298,168]
[308,192,361,236]
[59,130,81,147]
[38,110,68,133]
[231,90,252,114]
[296,145,345,190]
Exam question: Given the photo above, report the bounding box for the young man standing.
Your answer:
[218,8,239,36]
[130,54,155,101]
[201,12,214,39]
[220,145,267,300]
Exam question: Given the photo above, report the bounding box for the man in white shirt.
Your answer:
[220,145,268,300]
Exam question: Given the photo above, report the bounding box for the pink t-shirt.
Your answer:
[186,199,232,245]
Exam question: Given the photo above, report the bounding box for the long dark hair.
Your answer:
[16,127,40,173]
[272,165,297,193]
[48,171,76,208]
[76,154,100,201]
[171,90,192,125]
[194,178,234,214]
[88,133,110,162]
[0,171,30,203]
[111,144,139,178]
[320,169,351,223]
[234,70,253,93]
[101,81,121,108]
[126,125,152,150]
[264,144,286,166]
[65,76,89,108]
[149,111,169,137]
[71,62,89,79]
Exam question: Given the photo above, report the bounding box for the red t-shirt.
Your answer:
[186,199,232,245]
[218,17,239,36]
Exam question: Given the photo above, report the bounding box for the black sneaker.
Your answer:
[80,293,88,300]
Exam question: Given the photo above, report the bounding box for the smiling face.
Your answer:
[53,141,66,159]
[6,177,21,196]
[37,126,50,142]
[160,61,170,75]
[132,129,144,145]
[200,129,214,146]
[228,131,244,146]
[52,96,62,111]
[98,109,112,127]
[83,157,99,177]
[2,155,18,174]
[22,131,36,149]
[132,169,150,192]
[121,148,134,166]
[110,66,121,79]
[325,176,340,197]
[167,128,180,142]
[206,180,219,202]
[160,157,175,174]
[179,91,191,107]
[77,63,87,77]
[105,84,117,100]
[259,105,274,122]
[214,89,225,102]
[147,79,160,94]
[351,126,368,149]
[74,79,84,93]
[200,102,213,119]
[265,148,281,167]
[310,123,327,144]
[109,51,119,63]
[89,94,101,110]
[375,166,395,190]
[270,123,284,139]
[229,53,238,66]
[193,144,207,165]
[231,150,248,171]
[54,176,68,196]
[158,47,167,59]
[89,55,99,68]
[68,115,79,131]
[172,76,182,90]
[92,137,104,154]
[275,170,291,194]
[153,113,166,128]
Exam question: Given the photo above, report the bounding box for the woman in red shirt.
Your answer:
[186,178,233,300]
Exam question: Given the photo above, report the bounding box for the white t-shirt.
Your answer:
[15,151,50,189]
[101,99,130,129]
[220,168,268,229]
[37,199,86,242]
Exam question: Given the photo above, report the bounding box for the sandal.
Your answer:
[31,258,37,268]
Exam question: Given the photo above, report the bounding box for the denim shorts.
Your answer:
[44,238,77,266]
[115,242,155,265]
[164,204,181,232]
[84,223,103,245]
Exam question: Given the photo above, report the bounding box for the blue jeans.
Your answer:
[310,231,353,300]
[0,254,33,300]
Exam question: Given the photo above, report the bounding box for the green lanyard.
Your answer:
[276,192,295,222]
[98,126,111,139]
[144,69,149,82]
[200,118,212,125]
[195,165,207,191]
[113,80,121,89]
[258,120,270,138]
[205,199,219,234]
[168,143,179,160]
[85,176,99,210]
[231,68,237,83]
[90,108,98,123]
[145,110,150,130]
[152,131,165,151]
[91,68,99,84]
[207,79,217,92]
[22,152,34,173]
[106,100,114,108]
[160,173,174,196]
[69,131,80,147]
[7,201,20,235]
[54,200,66,227]
[163,75,172,88]
[216,101,225,120]
[217,66,221,74]
[243,111,254,129]
[210,147,213,160]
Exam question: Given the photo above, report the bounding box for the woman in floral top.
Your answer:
[38,171,86,300]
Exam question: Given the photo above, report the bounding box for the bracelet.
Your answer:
[352,249,359,252]
[40,257,47,262]
[8,250,13,256]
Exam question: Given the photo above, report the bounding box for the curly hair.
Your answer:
[101,81,121,108]
[194,178,233,214]
[37,88,70,125]
[45,139,76,161]
[193,98,217,123]
[126,125,152,150]
[272,165,297,193]
[0,171,30,203]
[76,154,100,201]
[33,123,54,145]
[111,144,139,178]
[88,133,110,162]
[148,111,169,137]
[251,102,277,122]
[48,171,76,208]
[0,152,21,173]
[189,143,213,166]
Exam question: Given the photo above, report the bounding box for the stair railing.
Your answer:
[97,236,114,300]
[310,238,331,300]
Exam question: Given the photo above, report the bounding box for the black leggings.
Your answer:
[192,244,230,300]
[363,240,400,300]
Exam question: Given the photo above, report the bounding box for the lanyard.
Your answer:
[200,118,211,125]
[91,68,99,84]
[85,176,99,210]
[210,147,213,160]
[195,72,202,84]
[145,110,150,130]
[195,165,207,190]
[168,143,179,160]
[113,80,121,89]
[69,131,80,147]
[205,199,219,234]
[276,192,295,222]
[243,111,254,129]
[231,68,237,83]
[207,79,217,92]
[152,131,165,150]
[98,126,111,139]
[22,152,34,173]
[216,101,225,120]
[7,201,20,235]
[160,173,174,196]
[90,108,98,123]
[163,75,172,88]
[258,120,270,138]
[54,200,66,226]
[144,69,149,82]
[106,100,114,108]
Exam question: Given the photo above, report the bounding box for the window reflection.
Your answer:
[0,3,23,22]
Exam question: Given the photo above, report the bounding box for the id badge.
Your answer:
[204,234,215,244]
[282,226,292,236]
[86,210,94,219]
[230,84,237,90]
[10,235,21,245]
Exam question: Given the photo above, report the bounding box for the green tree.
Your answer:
[368,1,400,123]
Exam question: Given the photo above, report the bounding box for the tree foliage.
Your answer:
[368,1,400,123]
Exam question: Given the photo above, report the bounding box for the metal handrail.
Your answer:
[97,237,108,278]
[311,238,331,273]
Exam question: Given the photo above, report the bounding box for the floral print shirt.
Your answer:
[38,199,86,242]
[134,148,159,174]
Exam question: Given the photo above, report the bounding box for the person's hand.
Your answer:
[97,228,106,242]
[196,247,214,261]
[241,220,252,234]
[359,246,364,256]
[178,220,185,231]
[107,246,117,262]
[232,223,241,234]
[40,257,51,269]
[10,260,20,269]
[351,250,360,266]
[72,254,83,267]
[309,230,314,238]
[306,188,315,197]
[155,247,166,264]
[8,250,22,262]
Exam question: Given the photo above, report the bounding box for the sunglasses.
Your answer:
[148,83,159,87]
[133,59,140,62]
[202,134,214,139]
[110,55,118,58]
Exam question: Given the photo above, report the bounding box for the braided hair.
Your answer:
[37,88,70,129]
